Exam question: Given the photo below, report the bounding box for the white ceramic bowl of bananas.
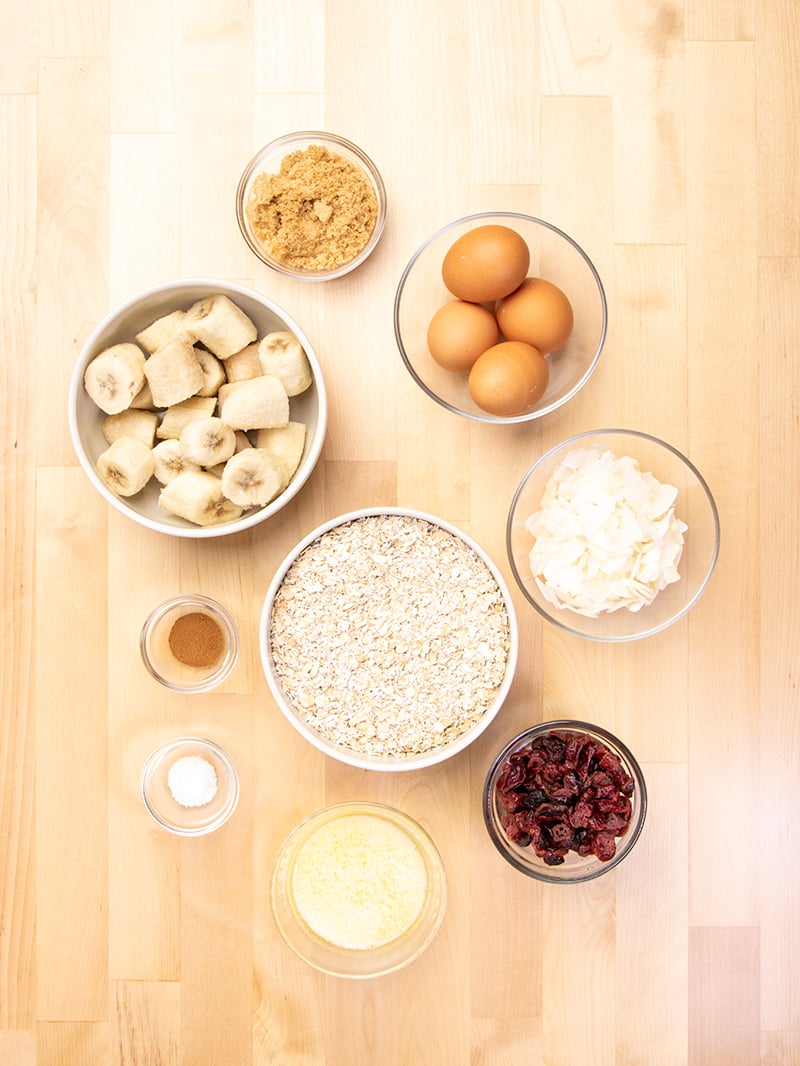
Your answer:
[69,279,327,537]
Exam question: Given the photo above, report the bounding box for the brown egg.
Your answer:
[442,225,530,304]
[427,300,500,373]
[468,341,549,417]
[494,277,574,354]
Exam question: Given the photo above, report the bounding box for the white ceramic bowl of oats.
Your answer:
[259,507,519,771]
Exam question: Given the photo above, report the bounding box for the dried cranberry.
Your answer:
[498,760,527,792]
[541,733,566,762]
[497,788,526,813]
[501,813,531,847]
[591,832,617,862]
[569,800,594,829]
[549,822,575,848]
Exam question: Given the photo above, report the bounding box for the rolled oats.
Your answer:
[269,514,512,758]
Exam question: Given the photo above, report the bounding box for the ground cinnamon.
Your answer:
[168,612,225,668]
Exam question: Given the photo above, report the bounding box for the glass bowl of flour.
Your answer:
[140,736,240,835]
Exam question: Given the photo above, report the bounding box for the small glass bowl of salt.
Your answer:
[140,736,240,836]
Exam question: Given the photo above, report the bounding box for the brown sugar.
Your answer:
[168,611,225,668]
[245,144,379,271]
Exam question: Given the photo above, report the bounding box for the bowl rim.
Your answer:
[506,427,721,642]
[139,593,239,693]
[393,210,608,424]
[235,129,388,281]
[269,799,448,978]
[68,276,328,539]
[482,718,648,883]
[259,505,520,771]
[140,734,241,836]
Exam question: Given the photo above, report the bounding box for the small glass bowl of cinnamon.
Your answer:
[139,594,239,693]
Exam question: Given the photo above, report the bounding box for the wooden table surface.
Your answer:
[3,2,799,1064]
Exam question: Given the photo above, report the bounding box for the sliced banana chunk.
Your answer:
[223,341,263,382]
[152,439,201,485]
[183,294,257,359]
[255,421,306,488]
[129,381,156,410]
[102,408,159,446]
[135,310,192,354]
[221,448,286,507]
[194,347,227,397]
[155,396,217,440]
[96,435,155,497]
[84,343,146,415]
[159,470,243,526]
[179,416,237,466]
[258,331,312,396]
[143,337,203,408]
[219,374,289,431]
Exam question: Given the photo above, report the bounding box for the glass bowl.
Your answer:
[259,507,518,772]
[507,428,720,641]
[139,594,238,692]
[393,212,607,424]
[141,736,240,836]
[68,277,327,538]
[483,721,647,883]
[270,801,447,977]
[236,130,387,280]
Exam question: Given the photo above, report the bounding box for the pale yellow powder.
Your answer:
[290,813,428,950]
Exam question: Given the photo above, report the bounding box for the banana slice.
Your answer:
[152,439,201,485]
[219,375,289,431]
[205,431,253,477]
[223,341,262,382]
[143,337,204,408]
[155,396,217,440]
[221,449,286,507]
[96,435,155,497]
[84,343,146,415]
[179,416,237,466]
[135,310,192,354]
[129,381,156,410]
[159,470,244,526]
[216,379,246,409]
[194,347,227,397]
[258,331,313,396]
[102,408,159,446]
[183,294,257,359]
[255,421,306,488]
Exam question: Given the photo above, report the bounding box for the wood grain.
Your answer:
[2,1,798,1062]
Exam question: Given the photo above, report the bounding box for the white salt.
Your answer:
[167,754,218,808]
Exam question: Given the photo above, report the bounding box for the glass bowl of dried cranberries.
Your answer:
[482,721,647,883]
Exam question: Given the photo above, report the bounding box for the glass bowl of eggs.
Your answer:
[393,212,607,424]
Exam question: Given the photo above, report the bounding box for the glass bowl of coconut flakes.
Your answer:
[506,429,720,642]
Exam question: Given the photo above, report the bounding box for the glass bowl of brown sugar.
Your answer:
[235,131,387,281]
[139,594,239,693]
